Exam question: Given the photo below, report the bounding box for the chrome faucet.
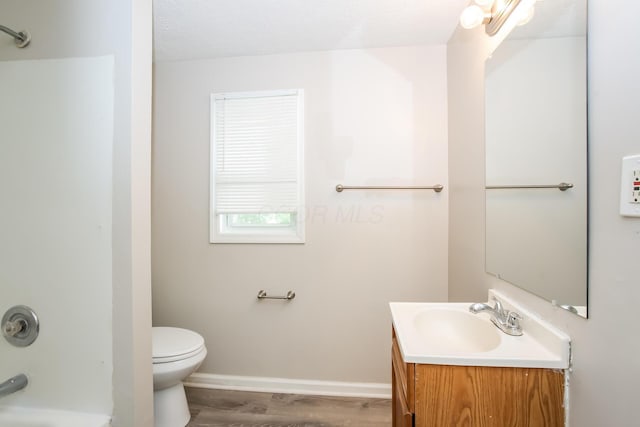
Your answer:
[469,298,523,336]
[0,374,28,398]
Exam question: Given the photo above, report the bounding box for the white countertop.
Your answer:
[390,291,570,369]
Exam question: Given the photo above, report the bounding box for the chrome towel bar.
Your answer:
[257,290,296,300]
[335,184,444,193]
[486,182,573,191]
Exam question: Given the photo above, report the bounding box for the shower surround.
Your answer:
[0,56,114,420]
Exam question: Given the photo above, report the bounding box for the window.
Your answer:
[210,89,305,243]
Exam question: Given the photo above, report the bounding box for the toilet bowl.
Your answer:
[152,327,207,427]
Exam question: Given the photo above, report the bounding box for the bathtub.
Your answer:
[0,406,111,427]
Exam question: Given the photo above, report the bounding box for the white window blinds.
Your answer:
[211,90,303,214]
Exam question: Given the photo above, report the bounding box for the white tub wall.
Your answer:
[0,1,153,426]
[0,55,113,412]
[152,45,449,384]
[447,0,640,425]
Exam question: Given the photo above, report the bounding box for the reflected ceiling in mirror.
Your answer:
[484,0,588,317]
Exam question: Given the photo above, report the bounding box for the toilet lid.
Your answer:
[152,327,205,362]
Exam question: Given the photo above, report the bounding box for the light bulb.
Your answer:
[517,4,535,26]
[460,5,487,29]
[474,0,495,8]
[493,0,509,13]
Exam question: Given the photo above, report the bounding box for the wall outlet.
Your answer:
[620,154,640,217]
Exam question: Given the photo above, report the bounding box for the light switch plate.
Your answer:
[620,154,640,217]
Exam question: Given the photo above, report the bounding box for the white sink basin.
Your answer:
[390,291,571,369]
[412,308,501,353]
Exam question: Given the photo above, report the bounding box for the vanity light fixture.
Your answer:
[459,0,536,36]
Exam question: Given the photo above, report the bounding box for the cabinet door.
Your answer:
[414,364,564,427]
[392,333,415,412]
[393,365,414,427]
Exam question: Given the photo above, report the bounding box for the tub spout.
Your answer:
[0,374,28,398]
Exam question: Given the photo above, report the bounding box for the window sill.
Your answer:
[210,235,305,244]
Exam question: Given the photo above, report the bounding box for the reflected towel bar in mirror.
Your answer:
[335,184,444,193]
[486,182,574,191]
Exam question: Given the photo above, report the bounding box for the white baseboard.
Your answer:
[184,373,392,399]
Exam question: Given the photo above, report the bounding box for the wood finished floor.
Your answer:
[185,387,392,427]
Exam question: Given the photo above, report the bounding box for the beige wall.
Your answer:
[447,0,640,425]
[152,45,449,383]
[118,1,154,426]
[1,1,153,425]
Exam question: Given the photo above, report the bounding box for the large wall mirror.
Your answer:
[484,0,588,317]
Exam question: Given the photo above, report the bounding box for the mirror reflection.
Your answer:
[484,0,588,317]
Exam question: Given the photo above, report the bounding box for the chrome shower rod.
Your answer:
[0,25,30,48]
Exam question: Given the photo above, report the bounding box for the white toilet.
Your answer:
[152,327,207,427]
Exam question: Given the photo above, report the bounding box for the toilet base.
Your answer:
[154,382,191,427]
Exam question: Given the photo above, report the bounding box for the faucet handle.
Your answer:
[491,298,505,315]
[2,319,25,338]
[506,311,523,330]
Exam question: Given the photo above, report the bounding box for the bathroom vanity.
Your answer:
[392,329,564,426]
[390,292,570,427]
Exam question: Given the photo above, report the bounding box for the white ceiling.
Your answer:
[153,0,470,62]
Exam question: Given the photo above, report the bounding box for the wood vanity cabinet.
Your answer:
[391,327,565,427]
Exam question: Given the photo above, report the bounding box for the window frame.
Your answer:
[209,89,305,244]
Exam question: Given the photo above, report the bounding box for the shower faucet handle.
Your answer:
[2,305,39,347]
[2,318,26,337]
